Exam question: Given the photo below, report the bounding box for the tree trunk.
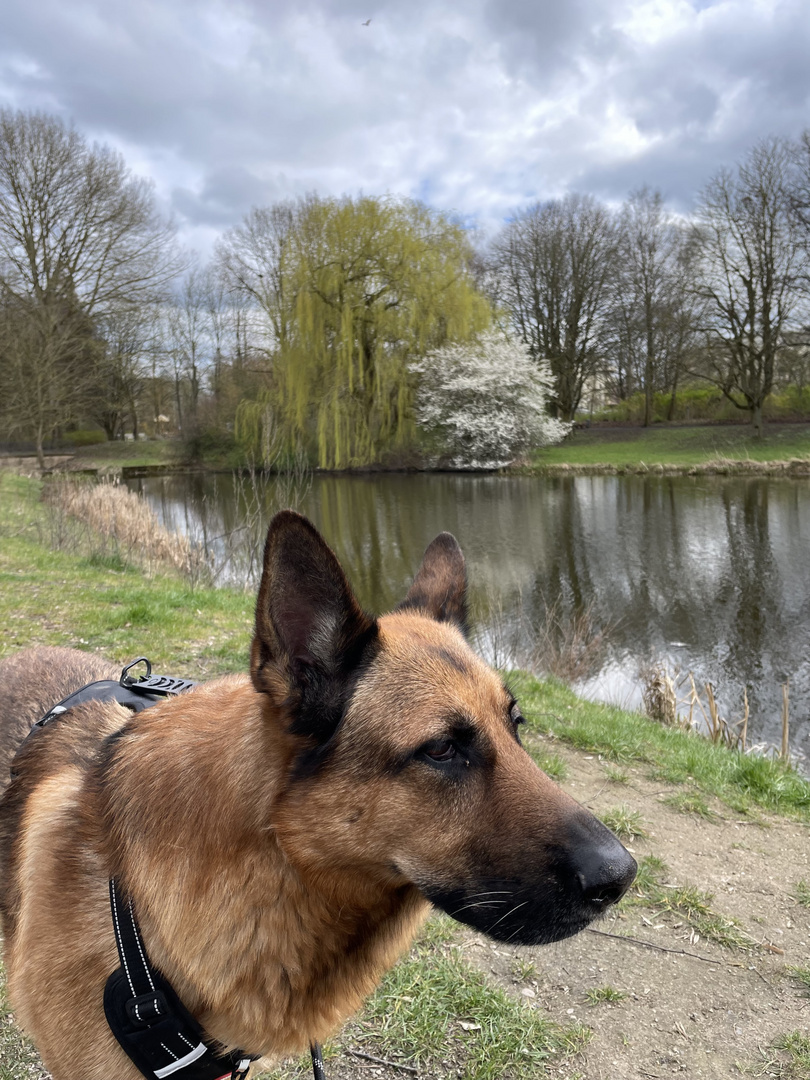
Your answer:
[666,367,679,422]
[752,401,764,438]
[35,426,46,472]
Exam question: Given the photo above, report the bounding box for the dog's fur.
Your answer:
[0,512,635,1080]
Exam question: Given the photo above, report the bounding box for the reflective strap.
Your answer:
[153,1041,208,1077]
[311,1042,326,1080]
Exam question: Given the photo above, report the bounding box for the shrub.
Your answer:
[62,429,107,447]
[411,331,570,469]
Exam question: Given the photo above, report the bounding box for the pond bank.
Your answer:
[2,471,810,1078]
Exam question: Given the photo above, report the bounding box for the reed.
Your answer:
[639,664,796,765]
[43,477,209,581]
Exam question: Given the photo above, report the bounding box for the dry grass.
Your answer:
[640,661,677,725]
[639,662,795,765]
[476,590,610,684]
[42,477,209,581]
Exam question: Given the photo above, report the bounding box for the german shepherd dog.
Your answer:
[0,511,635,1080]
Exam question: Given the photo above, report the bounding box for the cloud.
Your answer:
[1,0,808,250]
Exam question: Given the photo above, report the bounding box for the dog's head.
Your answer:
[251,511,636,945]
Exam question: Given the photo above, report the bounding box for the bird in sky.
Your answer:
[362,19,371,26]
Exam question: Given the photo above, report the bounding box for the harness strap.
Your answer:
[32,659,328,1080]
[105,879,255,1080]
[311,1043,326,1078]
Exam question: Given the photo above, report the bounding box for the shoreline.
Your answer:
[3,453,810,480]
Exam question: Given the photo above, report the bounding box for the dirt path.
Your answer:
[461,741,810,1079]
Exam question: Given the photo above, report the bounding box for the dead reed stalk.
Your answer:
[43,478,209,581]
[782,681,790,762]
[642,664,795,762]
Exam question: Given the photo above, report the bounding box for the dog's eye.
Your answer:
[422,740,457,762]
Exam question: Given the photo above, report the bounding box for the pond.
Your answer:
[126,471,810,762]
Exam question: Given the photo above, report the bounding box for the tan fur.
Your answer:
[0,516,634,1080]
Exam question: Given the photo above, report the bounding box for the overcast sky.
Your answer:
[2,0,808,252]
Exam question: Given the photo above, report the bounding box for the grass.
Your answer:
[509,670,810,823]
[0,474,253,676]
[262,916,588,1080]
[599,805,649,840]
[527,423,810,471]
[662,791,716,819]
[510,958,537,982]
[770,1031,810,1078]
[524,740,568,781]
[794,880,810,908]
[355,920,588,1079]
[603,765,629,785]
[583,986,626,1006]
[626,856,754,950]
[787,966,810,996]
[70,438,186,469]
[0,963,48,1080]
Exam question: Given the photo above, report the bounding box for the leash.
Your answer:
[32,658,328,1080]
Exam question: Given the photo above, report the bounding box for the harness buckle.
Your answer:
[125,990,169,1026]
[120,658,198,697]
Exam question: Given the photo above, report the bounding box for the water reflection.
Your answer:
[128,472,810,758]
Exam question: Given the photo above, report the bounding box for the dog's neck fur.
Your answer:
[97,674,428,1060]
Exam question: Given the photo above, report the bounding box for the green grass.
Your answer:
[70,438,186,469]
[524,740,568,781]
[0,962,47,1080]
[528,423,810,471]
[787,966,810,995]
[602,765,630,785]
[794,880,810,908]
[509,670,810,823]
[355,920,588,1079]
[583,986,625,1006]
[0,474,253,676]
[599,805,649,840]
[662,791,716,820]
[625,856,754,950]
[771,1031,810,1078]
[261,915,588,1080]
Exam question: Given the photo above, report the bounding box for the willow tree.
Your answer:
[230,195,491,468]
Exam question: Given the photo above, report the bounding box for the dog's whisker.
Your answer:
[487,900,529,932]
[451,899,509,915]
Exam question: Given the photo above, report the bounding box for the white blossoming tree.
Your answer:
[411,331,571,468]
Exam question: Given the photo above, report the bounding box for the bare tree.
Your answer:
[489,194,616,420]
[0,287,97,465]
[608,188,700,424]
[0,109,183,459]
[164,265,212,435]
[692,137,808,436]
[90,303,158,439]
[215,202,298,359]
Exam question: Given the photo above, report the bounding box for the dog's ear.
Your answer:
[397,532,468,633]
[251,511,378,742]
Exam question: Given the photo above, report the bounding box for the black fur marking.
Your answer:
[287,629,381,782]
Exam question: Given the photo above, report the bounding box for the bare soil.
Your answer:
[463,741,810,1079]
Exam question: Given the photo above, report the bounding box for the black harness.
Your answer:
[31,658,326,1080]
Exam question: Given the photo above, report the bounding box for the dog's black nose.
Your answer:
[568,816,637,913]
